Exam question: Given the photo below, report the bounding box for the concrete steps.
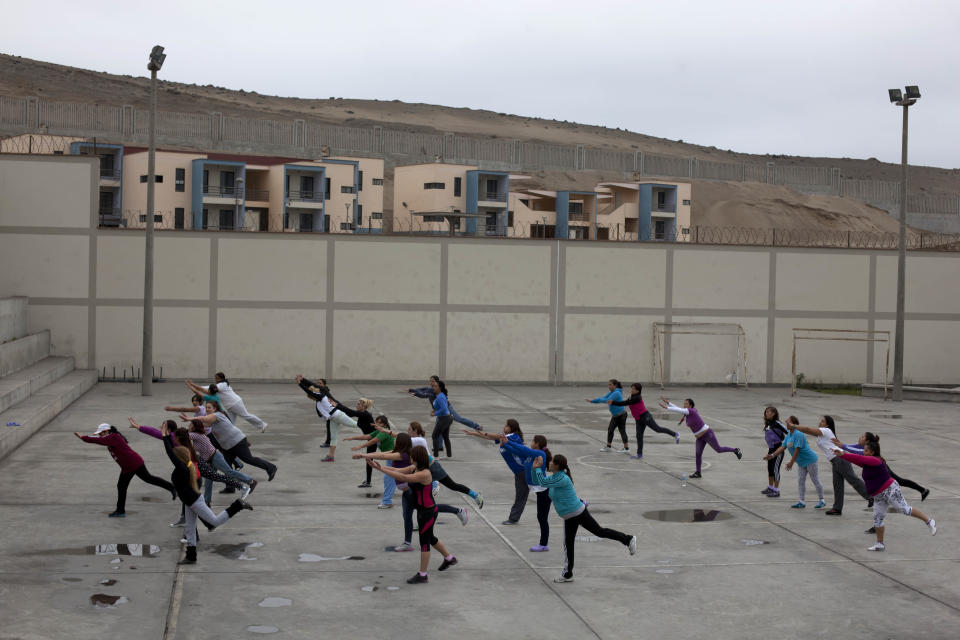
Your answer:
[0,369,98,460]
[0,296,97,462]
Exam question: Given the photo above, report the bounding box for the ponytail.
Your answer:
[823,415,836,437]
[864,432,883,461]
[552,453,572,484]
[609,378,622,389]
[506,419,524,442]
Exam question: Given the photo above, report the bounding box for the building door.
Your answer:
[299,212,314,232]
[220,171,235,195]
[300,175,315,199]
[657,191,666,210]
[486,179,498,200]
[655,220,666,240]
[219,209,235,230]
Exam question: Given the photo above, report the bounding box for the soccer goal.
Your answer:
[652,322,748,389]
[790,328,890,398]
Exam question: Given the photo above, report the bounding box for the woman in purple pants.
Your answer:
[659,397,742,478]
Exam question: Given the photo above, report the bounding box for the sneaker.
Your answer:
[259,422,269,433]
[357,481,372,488]
[219,486,236,494]
[734,448,743,460]
[761,488,773,495]
[406,573,429,584]
[814,500,827,509]
[319,443,330,448]
[108,511,126,518]
[928,519,937,536]
[502,520,518,525]
[628,536,637,556]
[473,491,484,510]
[456,508,468,526]
[554,574,574,583]
[616,447,629,454]
[529,544,549,552]
[268,467,278,481]
[247,479,258,495]
[239,500,254,511]
[179,537,187,544]
[320,456,335,462]
[438,556,458,571]
[241,485,252,501]
[170,516,185,527]
[921,488,930,501]
[675,434,681,444]
[377,503,393,509]
[600,446,612,452]
[867,542,885,552]
[393,542,415,553]
[689,471,702,479]
[432,484,440,500]
[825,509,841,516]
[791,502,806,509]
[766,491,780,498]
[630,454,643,460]
[865,526,876,534]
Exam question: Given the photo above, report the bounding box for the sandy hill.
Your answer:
[1,53,957,231]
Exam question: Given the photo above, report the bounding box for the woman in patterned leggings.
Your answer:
[367,446,458,584]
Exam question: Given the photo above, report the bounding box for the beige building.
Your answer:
[596,180,692,241]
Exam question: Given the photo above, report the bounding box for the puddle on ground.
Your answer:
[642,509,733,523]
[364,493,382,499]
[386,586,400,591]
[655,569,674,574]
[298,553,365,562]
[258,597,292,607]
[32,544,160,557]
[210,542,262,561]
[741,539,771,546]
[61,577,82,583]
[361,585,378,592]
[100,579,117,586]
[90,594,129,608]
[246,626,279,634]
[140,496,168,503]
[869,413,903,419]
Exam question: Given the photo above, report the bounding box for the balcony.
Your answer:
[245,189,269,202]
[99,168,122,181]
[202,186,269,200]
[480,191,508,203]
[287,190,324,203]
[653,203,676,214]
[568,212,590,223]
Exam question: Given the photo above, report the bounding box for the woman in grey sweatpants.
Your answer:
[794,416,871,515]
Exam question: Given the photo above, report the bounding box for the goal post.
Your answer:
[790,328,891,398]
[652,322,748,389]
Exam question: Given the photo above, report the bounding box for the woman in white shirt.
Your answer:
[792,415,870,516]
[187,374,268,433]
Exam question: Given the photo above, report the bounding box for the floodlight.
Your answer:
[148,45,166,71]
[888,88,902,103]
[904,85,921,100]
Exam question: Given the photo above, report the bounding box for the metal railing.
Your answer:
[286,189,324,202]
[245,188,269,201]
[568,212,590,222]
[480,191,507,202]
[201,186,269,200]
[98,207,121,226]
[99,168,121,179]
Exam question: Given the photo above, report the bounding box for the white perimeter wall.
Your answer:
[3,155,960,385]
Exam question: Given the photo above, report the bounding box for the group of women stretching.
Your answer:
[77,372,937,580]
[75,373,275,564]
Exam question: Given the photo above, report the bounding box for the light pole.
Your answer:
[142,45,165,396]
[888,85,920,402]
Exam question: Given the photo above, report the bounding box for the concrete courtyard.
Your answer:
[0,382,956,639]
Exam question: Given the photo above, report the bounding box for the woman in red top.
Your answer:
[74,423,176,517]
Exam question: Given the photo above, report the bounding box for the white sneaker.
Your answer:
[432,483,440,500]
[393,542,415,552]
[180,537,188,544]
[928,519,937,536]
[241,485,252,501]
[457,508,469,526]
[628,535,637,556]
[600,446,612,452]
[675,434,681,444]
[554,574,574,583]
[616,448,629,454]
[259,422,269,433]
[377,503,393,509]
[867,542,885,552]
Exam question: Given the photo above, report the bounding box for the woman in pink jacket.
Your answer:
[74,423,176,517]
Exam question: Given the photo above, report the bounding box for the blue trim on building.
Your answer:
[284,164,326,231]
[191,159,246,229]
[636,184,653,241]
[555,192,570,239]
[465,170,479,234]
[320,158,360,231]
[465,169,510,235]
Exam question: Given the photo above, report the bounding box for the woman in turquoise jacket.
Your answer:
[587,379,630,453]
[532,454,636,583]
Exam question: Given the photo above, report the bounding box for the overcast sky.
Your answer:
[3,0,958,168]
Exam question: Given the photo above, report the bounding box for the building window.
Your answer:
[299,212,314,232]
[372,178,384,186]
[139,174,164,183]
[174,208,185,229]
[424,215,445,222]
[655,220,666,240]
[657,191,666,209]
[203,170,209,191]
[568,202,583,215]
[454,177,462,197]
[219,210,235,230]
[175,168,185,192]
[202,208,209,229]
[423,182,445,190]
[682,199,691,205]
[371,212,383,220]
[356,204,363,225]
[357,170,363,191]
[341,185,355,194]
[324,177,331,200]
[139,214,163,223]
[340,222,354,230]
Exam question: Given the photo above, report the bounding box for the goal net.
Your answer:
[791,328,890,398]
[652,322,748,388]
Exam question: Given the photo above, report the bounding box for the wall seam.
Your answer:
[766,251,777,383]
[325,237,335,376]
[207,237,218,378]
[866,255,877,384]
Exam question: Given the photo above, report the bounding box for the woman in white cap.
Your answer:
[74,423,176,517]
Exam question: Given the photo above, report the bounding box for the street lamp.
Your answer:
[888,84,920,402]
[141,44,165,396]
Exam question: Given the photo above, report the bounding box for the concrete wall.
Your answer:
[3,155,960,385]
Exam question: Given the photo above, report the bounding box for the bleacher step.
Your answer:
[0,330,51,378]
[0,356,76,414]
[0,369,98,461]
[0,296,28,344]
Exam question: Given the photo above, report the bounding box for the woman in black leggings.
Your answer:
[609,382,679,460]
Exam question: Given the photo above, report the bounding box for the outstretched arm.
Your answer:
[610,393,641,407]
[795,425,822,437]
[463,429,500,441]
[164,405,198,413]
[352,450,402,461]
[763,445,786,460]
[367,459,430,483]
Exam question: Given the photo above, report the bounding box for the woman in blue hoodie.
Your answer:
[587,379,629,453]
[500,434,552,551]
[533,454,636,583]
[466,419,527,525]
